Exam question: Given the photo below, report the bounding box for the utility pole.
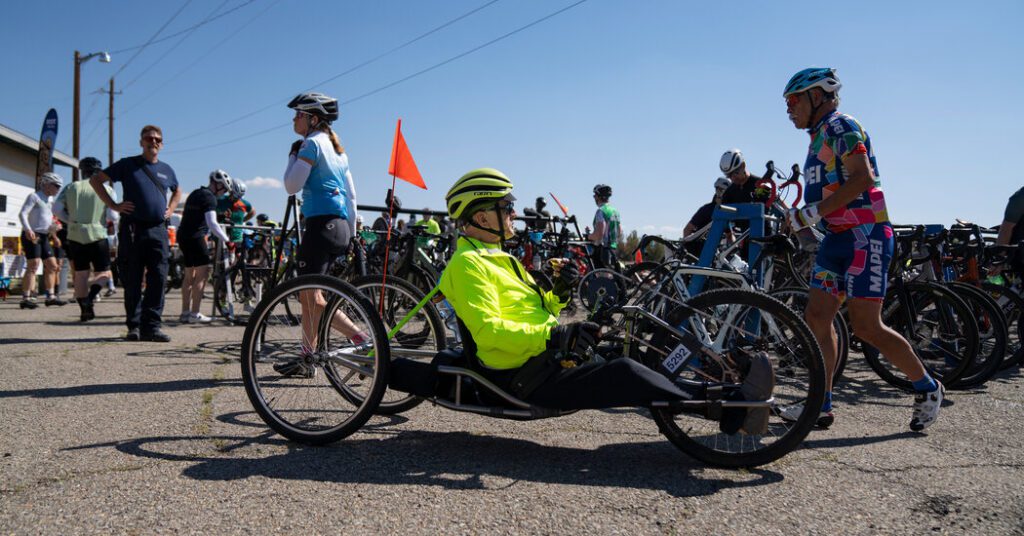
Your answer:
[103,78,122,167]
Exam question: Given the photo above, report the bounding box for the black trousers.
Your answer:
[118,220,169,332]
[485,358,694,410]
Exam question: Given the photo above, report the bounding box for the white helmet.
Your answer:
[40,172,64,188]
[714,177,731,192]
[209,169,232,190]
[231,180,247,198]
[719,148,744,175]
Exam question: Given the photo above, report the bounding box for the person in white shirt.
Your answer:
[18,172,66,308]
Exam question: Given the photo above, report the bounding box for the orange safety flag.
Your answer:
[634,248,643,264]
[388,119,426,189]
[549,192,570,217]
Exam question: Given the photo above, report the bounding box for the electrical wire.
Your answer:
[112,0,194,79]
[110,0,258,54]
[165,0,589,154]
[173,0,502,143]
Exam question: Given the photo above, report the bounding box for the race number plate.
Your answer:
[662,343,692,374]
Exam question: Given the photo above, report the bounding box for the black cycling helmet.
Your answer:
[257,213,269,223]
[79,157,102,176]
[593,184,612,198]
[535,196,547,209]
[287,92,339,123]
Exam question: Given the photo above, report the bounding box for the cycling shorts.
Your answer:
[21,233,54,260]
[297,215,350,275]
[69,240,111,272]
[810,223,893,302]
[179,237,212,267]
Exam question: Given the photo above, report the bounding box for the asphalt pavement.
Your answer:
[1,292,1023,535]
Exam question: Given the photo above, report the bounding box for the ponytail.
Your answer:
[312,121,344,155]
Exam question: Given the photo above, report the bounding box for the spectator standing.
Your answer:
[90,125,181,342]
[18,172,66,308]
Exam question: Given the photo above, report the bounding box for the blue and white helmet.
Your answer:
[784,67,841,97]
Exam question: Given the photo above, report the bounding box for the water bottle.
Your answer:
[727,253,748,273]
[532,253,542,271]
[795,227,820,252]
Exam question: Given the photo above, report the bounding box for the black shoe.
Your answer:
[88,284,103,302]
[273,359,315,378]
[45,297,67,306]
[125,328,141,341]
[20,299,38,310]
[140,330,171,343]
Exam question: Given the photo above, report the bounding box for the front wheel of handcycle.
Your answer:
[637,288,826,468]
[240,274,391,445]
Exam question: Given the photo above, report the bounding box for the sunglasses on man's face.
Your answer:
[490,201,515,215]
[143,136,163,144]
[785,94,802,108]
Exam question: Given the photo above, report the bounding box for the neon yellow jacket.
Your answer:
[439,236,566,369]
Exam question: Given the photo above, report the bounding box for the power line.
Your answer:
[165,0,589,155]
[119,0,282,116]
[173,0,502,143]
[121,0,231,91]
[112,0,194,79]
[110,0,258,54]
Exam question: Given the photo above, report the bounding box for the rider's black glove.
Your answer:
[547,321,600,359]
[289,139,304,157]
[551,260,579,302]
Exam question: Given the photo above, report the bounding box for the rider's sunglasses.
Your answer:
[143,135,163,144]
[489,201,515,215]
[785,93,802,108]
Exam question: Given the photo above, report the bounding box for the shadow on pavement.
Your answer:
[802,431,918,449]
[0,377,240,399]
[68,427,784,498]
[1,336,122,345]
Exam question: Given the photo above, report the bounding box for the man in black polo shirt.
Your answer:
[90,125,181,342]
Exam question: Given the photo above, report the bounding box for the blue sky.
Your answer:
[3,0,1022,235]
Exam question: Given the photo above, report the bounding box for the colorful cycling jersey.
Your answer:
[439,236,566,370]
[297,131,354,219]
[803,110,889,233]
[217,196,252,243]
[593,203,622,248]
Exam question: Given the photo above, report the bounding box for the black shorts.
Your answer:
[54,227,68,259]
[69,240,111,272]
[591,245,617,270]
[297,215,350,275]
[21,233,53,260]
[179,236,212,267]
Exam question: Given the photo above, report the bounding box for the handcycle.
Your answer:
[240,268,826,468]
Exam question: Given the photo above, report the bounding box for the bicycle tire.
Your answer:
[769,286,849,385]
[645,288,826,468]
[944,282,1006,389]
[240,274,390,445]
[982,282,1024,369]
[862,281,978,391]
[346,275,447,414]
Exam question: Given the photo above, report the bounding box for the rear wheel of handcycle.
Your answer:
[862,282,978,391]
[769,287,849,385]
[637,288,825,468]
[240,274,390,445]
[942,282,1006,389]
[982,282,1024,369]
[577,268,627,313]
[345,275,447,414]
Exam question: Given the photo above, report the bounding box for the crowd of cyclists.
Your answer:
[12,67,1024,467]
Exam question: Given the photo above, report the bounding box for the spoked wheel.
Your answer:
[769,287,849,385]
[213,271,237,323]
[862,282,978,390]
[240,274,390,445]
[943,282,1006,389]
[983,282,1024,369]
[577,268,627,313]
[349,275,447,414]
[637,288,825,468]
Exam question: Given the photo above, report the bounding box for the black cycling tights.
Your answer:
[528,359,694,410]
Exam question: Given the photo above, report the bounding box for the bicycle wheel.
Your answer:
[213,270,237,322]
[577,268,626,312]
[642,288,825,468]
[348,275,446,414]
[240,274,390,445]
[862,282,978,391]
[982,282,1024,369]
[769,287,849,385]
[944,282,1005,389]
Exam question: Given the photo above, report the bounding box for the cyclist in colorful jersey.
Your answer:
[217,179,254,251]
[782,67,943,431]
[435,168,772,411]
[277,91,364,377]
[587,184,623,270]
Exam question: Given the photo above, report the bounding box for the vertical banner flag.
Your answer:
[35,109,58,190]
[549,192,570,217]
[388,119,426,189]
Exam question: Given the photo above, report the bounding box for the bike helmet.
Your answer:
[40,172,63,188]
[287,92,339,123]
[535,196,547,209]
[783,67,841,97]
[209,169,232,190]
[446,168,515,221]
[714,177,731,191]
[719,148,744,175]
[256,213,269,223]
[593,184,612,198]
[79,157,102,176]
[231,179,247,198]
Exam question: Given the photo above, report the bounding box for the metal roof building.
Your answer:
[0,122,79,240]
